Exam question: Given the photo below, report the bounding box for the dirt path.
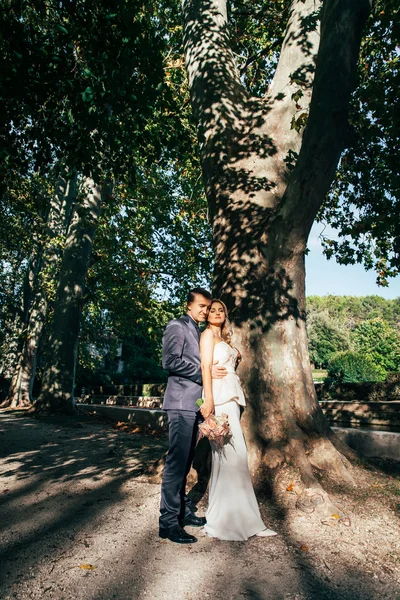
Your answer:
[0,408,399,600]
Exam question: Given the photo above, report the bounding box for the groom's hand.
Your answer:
[212,360,227,379]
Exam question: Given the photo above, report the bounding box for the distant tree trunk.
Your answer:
[4,173,77,408]
[34,177,102,414]
[183,0,370,511]
[0,250,42,384]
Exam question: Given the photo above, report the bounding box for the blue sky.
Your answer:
[305,223,400,299]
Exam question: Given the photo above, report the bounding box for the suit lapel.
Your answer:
[181,315,200,345]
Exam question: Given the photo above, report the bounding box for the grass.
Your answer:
[312,369,328,382]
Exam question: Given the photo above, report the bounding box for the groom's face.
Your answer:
[188,294,211,324]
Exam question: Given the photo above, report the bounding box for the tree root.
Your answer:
[307,435,357,487]
[265,432,356,520]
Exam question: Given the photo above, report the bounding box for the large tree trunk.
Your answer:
[4,174,77,408]
[34,178,102,415]
[183,0,370,510]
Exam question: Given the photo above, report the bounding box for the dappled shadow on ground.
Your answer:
[1,410,399,599]
[0,410,167,589]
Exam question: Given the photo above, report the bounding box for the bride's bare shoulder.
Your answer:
[200,328,214,340]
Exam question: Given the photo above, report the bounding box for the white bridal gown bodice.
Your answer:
[203,341,268,541]
[211,342,246,407]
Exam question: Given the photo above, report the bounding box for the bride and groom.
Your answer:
[159,287,277,544]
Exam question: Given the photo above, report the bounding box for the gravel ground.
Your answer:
[0,408,400,600]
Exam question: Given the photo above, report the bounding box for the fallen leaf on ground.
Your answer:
[286,482,294,492]
[331,514,340,519]
[300,544,309,552]
[321,519,338,527]
[79,564,97,570]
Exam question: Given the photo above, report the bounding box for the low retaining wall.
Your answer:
[319,401,400,429]
[80,395,162,409]
[81,403,168,429]
[78,403,400,462]
[76,376,400,404]
[333,427,400,461]
[77,396,400,430]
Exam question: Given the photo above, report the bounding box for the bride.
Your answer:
[199,299,277,541]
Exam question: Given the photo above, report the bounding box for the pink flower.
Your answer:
[198,413,232,450]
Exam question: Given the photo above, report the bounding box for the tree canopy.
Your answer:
[0,0,398,426]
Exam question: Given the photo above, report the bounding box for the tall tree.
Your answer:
[0,173,50,381]
[36,178,102,413]
[182,0,373,511]
[4,173,76,407]
[1,0,166,412]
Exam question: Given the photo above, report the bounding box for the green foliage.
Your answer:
[351,318,400,374]
[0,0,212,388]
[228,1,290,96]
[227,1,399,285]
[0,0,165,183]
[307,295,400,330]
[307,297,400,379]
[76,159,212,385]
[122,354,167,384]
[327,350,386,383]
[307,311,350,368]
[319,0,400,284]
[2,0,399,391]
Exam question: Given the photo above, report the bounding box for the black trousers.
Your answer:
[159,410,200,530]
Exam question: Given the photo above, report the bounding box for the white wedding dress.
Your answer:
[203,341,274,541]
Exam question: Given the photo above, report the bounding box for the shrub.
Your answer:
[307,311,350,368]
[351,318,400,373]
[327,350,386,383]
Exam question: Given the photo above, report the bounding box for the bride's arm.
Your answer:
[200,329,215,419]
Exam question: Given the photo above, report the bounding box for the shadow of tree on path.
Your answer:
[0,410,398,600]
[0,410,167,592]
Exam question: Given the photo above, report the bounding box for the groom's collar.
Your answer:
[182,313,200,329]
[181,314,200,342]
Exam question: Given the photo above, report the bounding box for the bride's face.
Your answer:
[208,302,225,327]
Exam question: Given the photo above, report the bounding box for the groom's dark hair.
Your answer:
[187,287,212,304]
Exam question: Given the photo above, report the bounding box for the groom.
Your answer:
[159,287,226,544]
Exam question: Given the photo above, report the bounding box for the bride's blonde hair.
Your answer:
[208,299,233,344]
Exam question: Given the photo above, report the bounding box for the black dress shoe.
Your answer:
[181,514,207,527]
[159,525,197,544]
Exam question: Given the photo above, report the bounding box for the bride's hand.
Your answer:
[200,401,215,419]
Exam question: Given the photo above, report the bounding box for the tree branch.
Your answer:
[267,0,321,101]
[182,0,246,148]
[276,0,371,249]
[182,0,323,213]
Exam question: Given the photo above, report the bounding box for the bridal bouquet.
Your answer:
[196,398,232,450]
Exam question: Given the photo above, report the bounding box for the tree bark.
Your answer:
[34,177,102,414]
[0,250,42,385]
[4,173,77,408]
[183,0,371,508]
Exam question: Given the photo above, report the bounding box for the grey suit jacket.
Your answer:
[162,314,202,411]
